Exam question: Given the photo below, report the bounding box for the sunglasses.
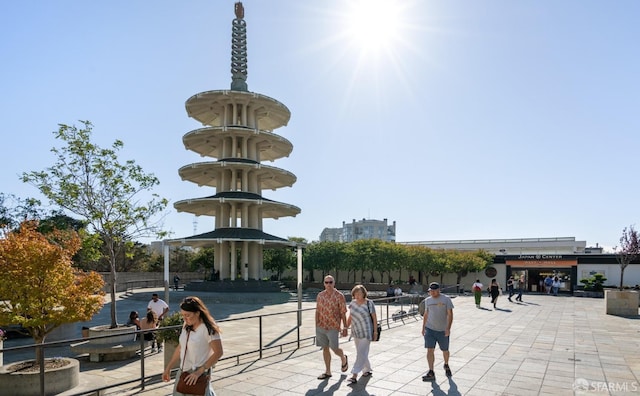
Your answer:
[324,281,334,284]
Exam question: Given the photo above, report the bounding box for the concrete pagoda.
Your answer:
[172,2,300,281]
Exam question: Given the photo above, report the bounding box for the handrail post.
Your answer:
[259,316,263,359]
[140,333,146,390]
[297,310,301,349]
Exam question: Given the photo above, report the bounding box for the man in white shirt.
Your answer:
[147,293,169,351]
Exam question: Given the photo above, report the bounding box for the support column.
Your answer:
[230,241,237,280]
[218,242,230,280]
[242,241,250,279]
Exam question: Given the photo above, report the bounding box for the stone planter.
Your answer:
[164,341,180,370]
[89,324,137,343]
[0,357,79,396]
[605,290,639,316]
[573,290,604,298]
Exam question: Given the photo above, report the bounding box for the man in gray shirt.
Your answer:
[421,282,454,381]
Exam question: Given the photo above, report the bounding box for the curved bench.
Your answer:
[70,340,150,362]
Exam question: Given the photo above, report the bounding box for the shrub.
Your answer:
[155,312,183,344]
[580,273,607,292]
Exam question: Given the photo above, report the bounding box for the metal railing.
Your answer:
[0,295,423,396]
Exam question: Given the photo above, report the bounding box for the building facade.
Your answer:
[320,218,396,243]
[401,237,638,293]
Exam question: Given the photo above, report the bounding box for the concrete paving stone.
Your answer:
[7,290,640,395]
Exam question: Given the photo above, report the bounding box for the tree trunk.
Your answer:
[110,269,117,328]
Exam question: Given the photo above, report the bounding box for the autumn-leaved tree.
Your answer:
[22,121,168,328]
[614,225,640,290]
[0,221,104,363]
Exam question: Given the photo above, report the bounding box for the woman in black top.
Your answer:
[489,279,501,309]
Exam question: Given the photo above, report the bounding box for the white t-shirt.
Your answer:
[147,298,169,318]
[179,324,221,371]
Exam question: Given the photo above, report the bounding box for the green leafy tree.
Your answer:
[405,245,436,284]
[0,193,45,233]
[446,250,493,292]
[189,247,215,278]
[0,221,104,363]
[22,121,168,328]
[303,241,346,281]
[614,225,640,290]
[264,247,295,280]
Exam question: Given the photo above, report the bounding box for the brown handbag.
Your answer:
[176,371,208,395]
[176,330,210,395]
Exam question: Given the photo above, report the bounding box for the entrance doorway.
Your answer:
[516,269,571,293]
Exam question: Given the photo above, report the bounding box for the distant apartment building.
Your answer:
[319,218,396,243]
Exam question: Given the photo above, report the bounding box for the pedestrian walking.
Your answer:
[421,282,454,382]
[162,296,223,396]
[552,276,561,296]
[506,276,515,302]
[515,275,525,302]
[544,275,553,295]
[489,279,500,309]
[472,279,483,308]
[148,293,169,351]
[315,275,349,380]
[345,285,377,385]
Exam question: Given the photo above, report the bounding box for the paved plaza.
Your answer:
[4,289,640,395]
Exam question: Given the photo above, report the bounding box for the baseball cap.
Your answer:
[429,282,440,290]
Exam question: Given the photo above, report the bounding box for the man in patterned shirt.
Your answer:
[315,275,349,380]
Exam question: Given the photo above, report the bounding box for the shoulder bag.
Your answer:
[367,300,381,341]
[176,329,210,395]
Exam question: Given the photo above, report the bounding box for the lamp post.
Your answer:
[297,245,303,327]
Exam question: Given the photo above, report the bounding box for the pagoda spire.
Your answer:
[230,2,248,91]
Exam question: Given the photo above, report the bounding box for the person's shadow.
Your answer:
[305,375,345,395]
[431,378,462,396]
[344,375,373,395]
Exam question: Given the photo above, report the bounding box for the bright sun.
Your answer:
[345,0,403,54]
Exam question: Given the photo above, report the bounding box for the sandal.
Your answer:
[347,377,357,385]
[341,355,349,372]
[444,364,452,377]
[362,371,372,377]
[317,373,332,380]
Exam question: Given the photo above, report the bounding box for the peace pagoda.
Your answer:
[171,2,300,283]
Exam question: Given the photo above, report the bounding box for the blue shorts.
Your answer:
[424,328,449,351]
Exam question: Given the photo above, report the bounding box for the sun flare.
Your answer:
[345,0,403,53]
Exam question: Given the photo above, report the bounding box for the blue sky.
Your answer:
[2,1,638,250]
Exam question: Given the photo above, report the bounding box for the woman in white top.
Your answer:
[162,296,223,396]
[471,280,483,308]
[346,284,378,385]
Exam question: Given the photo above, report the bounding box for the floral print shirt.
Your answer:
[316,288,347,330]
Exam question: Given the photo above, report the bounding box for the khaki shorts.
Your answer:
[316,327,339,350]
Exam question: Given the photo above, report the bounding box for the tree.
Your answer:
[263,247,295,280]
[22,121,168,328]
[0,221,104,363]
[303,241,346,281]
[0,193,45,234]
[614,225,640,290]
[189,247,215,278]
[446,250,493,292]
